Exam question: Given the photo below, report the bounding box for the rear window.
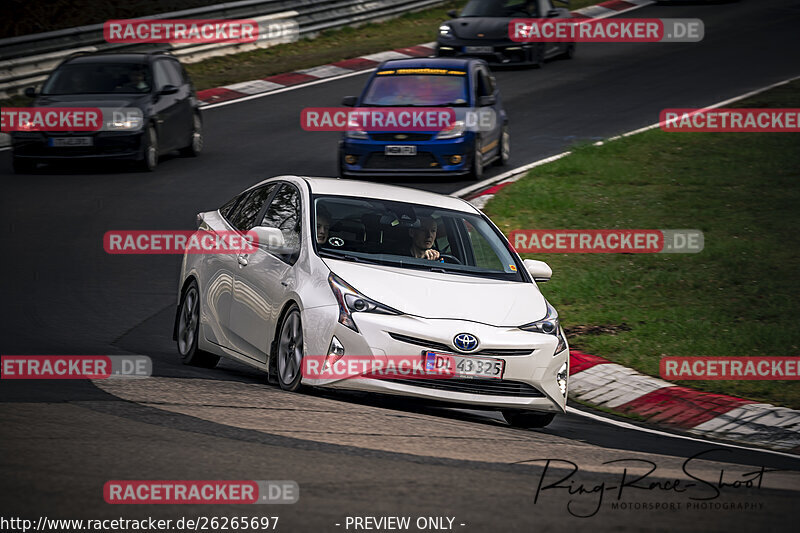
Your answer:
[361,71,469,107]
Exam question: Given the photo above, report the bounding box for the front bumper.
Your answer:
[11,131,145,160]
[301,307,568,414]
[436,40,540,66]
[339,135,475,177]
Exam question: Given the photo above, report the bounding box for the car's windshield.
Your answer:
[42,62,152,95]
[313,195,525,282]
[460,0,537,18]
[361,72,469,107]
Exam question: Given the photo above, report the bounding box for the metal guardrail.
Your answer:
[0,0,446,99]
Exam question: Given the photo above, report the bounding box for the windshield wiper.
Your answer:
[318,249,379,265]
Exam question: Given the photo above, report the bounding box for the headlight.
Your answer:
[328,273,401,332]
[105,113,143,131]
[345,129,368,139]
[435,120,465,140]
[439,24,453,37]
[519,301,567,355]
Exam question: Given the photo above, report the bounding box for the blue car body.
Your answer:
[338,58,508,179]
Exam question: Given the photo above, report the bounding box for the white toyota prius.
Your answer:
[174,176,568,428]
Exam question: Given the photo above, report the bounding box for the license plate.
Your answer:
[424,351,504,379]
[465,46,493,54]
[385,145,416,156]
[49,137,93,147]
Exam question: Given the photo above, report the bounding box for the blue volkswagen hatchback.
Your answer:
[338,58,509,180]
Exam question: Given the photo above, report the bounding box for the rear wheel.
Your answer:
[502,410,556,428]
[176,281,220,368]
[468,140,484,180]
[179,114,203,157]
[494,125,510,166]
[136,126,158,172]
[276,305,304,392]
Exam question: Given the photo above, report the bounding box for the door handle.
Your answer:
[237,254,249,267]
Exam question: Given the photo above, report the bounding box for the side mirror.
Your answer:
[546,9,561,17]
[477,94,496,107]
[553,0,570,5]
[523,259,552,282]
[159,84,179,95]
[252,226,286,251]
[341,95,357,107]
[447,9,458,18]
[24,87,37,98]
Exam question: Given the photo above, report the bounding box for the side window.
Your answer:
[164,60,185,86]
[464,220,503,270]
[153,61,171,91]
[229,185,276,231]
[539,0,554,16]
[476,69,492,97]
[259,184,302,260]
[219,195,241,220]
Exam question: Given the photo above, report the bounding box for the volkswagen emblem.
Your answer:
[453,333,479,352]
[395,134,408,140]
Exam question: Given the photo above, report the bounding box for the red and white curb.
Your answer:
[194,0,656,107]
[568,351,800,453]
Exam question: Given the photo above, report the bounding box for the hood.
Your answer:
[34,94,148,109]
[324,258,546,327]
[448,17,513,40]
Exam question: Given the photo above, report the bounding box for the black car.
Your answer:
[11,51,202,173]
[436,0,575,67]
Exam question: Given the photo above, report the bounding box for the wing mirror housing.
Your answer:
[523,259,552,282]
[159,84,179,95]
[341,96,357,107]
[24,87,37,98]
[447,9,458,18]
[477,95,496,107]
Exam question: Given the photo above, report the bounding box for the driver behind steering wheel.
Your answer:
[409,216,441,261]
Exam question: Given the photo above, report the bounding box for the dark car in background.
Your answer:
[436,0,575,67]
[338,57,509,180]
[11,51,202,173]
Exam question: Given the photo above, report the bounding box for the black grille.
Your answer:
[389,332,532,357]
[363,153,437,169]
[380,378,544,397]
[370,133,432,141]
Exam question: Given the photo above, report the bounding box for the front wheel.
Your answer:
[176,281,220,368]
[12,156,36,174]
[494,125,510,166]
[559,42,576,60]
[276,305,304,392]
[502,410,556,428]
[136,126,158,172]
[468,140,483,180]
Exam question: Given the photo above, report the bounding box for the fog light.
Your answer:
[557,362,568,397]
[344,155,357,164]
[449,155,462,164]
[323,336,345,371]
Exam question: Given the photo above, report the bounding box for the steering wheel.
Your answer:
[438,253,462,265]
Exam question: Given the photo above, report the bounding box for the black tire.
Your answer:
[276,305,304,392]
[136,126,158,172]
[532,43,546,69]
[179,114,203,157]
[494,125,510,166]
[12,156,36,174]
[176,281,220,368]
[468,139,484,180]
[559,42,576,60]
[502,410,556,428]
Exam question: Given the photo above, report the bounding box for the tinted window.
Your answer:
[163,60,184,86]
[153,60,171,90]
[219,195,240,220]
[461,0,536,17]
[229,185,276,231]
[259,184,301,259]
